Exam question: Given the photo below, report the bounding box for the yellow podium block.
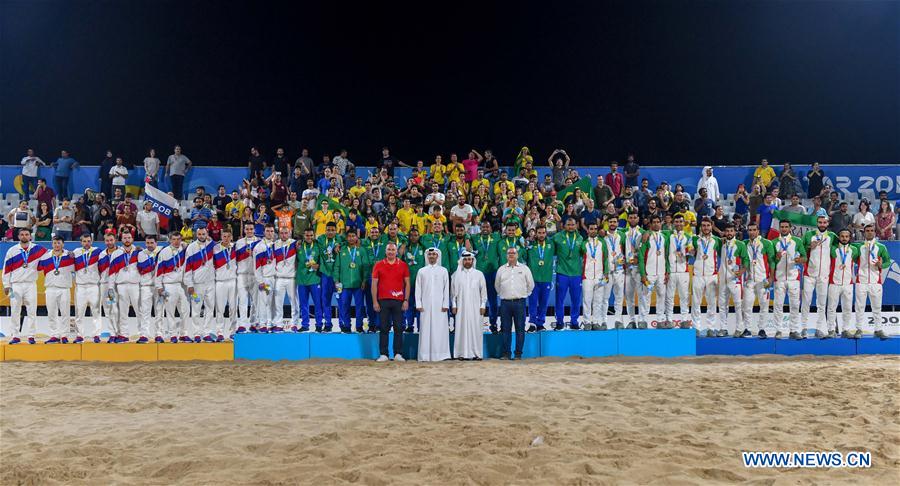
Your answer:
[1,343,6,361]
[158,343,233,361]
[4,343,82,361]
[81,343,158,362]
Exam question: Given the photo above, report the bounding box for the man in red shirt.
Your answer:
[371,242,411,362]
[604,161,624,198]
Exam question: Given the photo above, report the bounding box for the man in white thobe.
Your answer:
[415,248,451,362]
[451,251,487,360]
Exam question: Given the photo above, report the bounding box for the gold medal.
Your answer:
[657,250,661,256]
[349,262,356,269]
[538,261,544,266]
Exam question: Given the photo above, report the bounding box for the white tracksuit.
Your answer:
[37,250,76,338]
[717,239,744,334]
[602,233,625,325]
[665,231,691,324]
[72,247,102,338]
[98,246,119,336]
[772,236,802,333]
[137,248,160,338]
[623,227,643,324]
[235,236,260,327]
[742,238,771,333]
[802,231,834,333]
[184,239,217,337]
[213,243,238,336]
[273,238,299,327]
[110,246,142,337]
[581,237,606,326]
[2,243,45,339]
[691,235,719,332]
[254,238,278,327]
[155,243,188,338]
[827,244,855,333]
[855,241,886,333]
[640,231,667,324]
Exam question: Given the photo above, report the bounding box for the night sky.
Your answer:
[2,0,898,167]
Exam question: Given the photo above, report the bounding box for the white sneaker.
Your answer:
[394,354,406,362]
[376,355,389,362]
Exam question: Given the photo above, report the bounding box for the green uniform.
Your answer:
[690,234,721,268]
[743,237,776,280]
[295,240,323,285]
[526,239,555,282]
[445,237,471,273]
[335,244,370,289]
[363,238,385,277]
[769,235,806,268]
[637,231,670,277]
[421,233,450,268]
[380,233,409,253]
[316,235,344,278]
[471,232,500,274]
[801,229,838,252]
[618,226,645,271]
[496,236,527,265]
[404,241,427,283]
[552,230,584,277]
[291,210,313,240]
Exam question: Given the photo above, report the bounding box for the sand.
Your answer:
[1,355,899,485]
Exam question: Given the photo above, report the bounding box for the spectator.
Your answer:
[136,200,160,240]
[52,198,75,240]
[623,153,640,190]
[110,157,129,197]
[877,190,895,212]
[513,146,533,178]
[34,178,56,210]
[268,171,288,209]
[710,205,728,237]
[593,174,613,210]
[99,149,115,198]
[34,201,53,240]
[248,147,266,181]
[462,150,483,187]
[756,192,777,236]
[823,191,841,214]
[783,194,806,214]
[294,148,315,185]
[732,213,747,240]
[549,149,571,190]
[378,146,398,177]
[753,158,776,190]
[332,149,352,176]
[778,162,802,199]
[693,187,714,221]
[189,197,212,231]
[806,162,825,198]
[733,184,750,221]
[579,198,601,234]
[669,190,690,215]
[20,148,45,200]
[273,203,293,232]
[168,208,184,235]
[696,166,720,202]
[165,145,192,200]
[52,149,79,200]
[605,162,624,198]
[143,148,161,185]
[207,212,224,241]
[213,185,232,214]
[7,200,35,240]
[116,193,138,216]
[633,178,652,212]
[73,200,92,239]
[116,204,137,237]
[482,149,500,182]
[809,196,827,217]
[748,184,764,222]
[876,199,895,240]
[851,200,875,241]
[272,147,290,176]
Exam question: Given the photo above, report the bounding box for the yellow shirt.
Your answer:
[224,200,245,220]
[348,185,367,199]
[314,210,335,237]
[396,207,416,233]
[676,210,697,235]
[425,213,447,229]
[431,164,446,185]
[754,166,776,187]
[365,220,379,235]
[523,191,542,204]
[334,219,345,234]
[446,162,464,184]
[412,213,428,234]
[470,177,490,194]
[493,180,514,196]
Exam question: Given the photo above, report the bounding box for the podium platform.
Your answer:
[697,337,777,356]
[856,336,900,354]
[617,328,696,357]
[540,330,616,358]
[3,343,82,361]
[82,342,159,362]
[158,343,233,361]
[234,333,309,361]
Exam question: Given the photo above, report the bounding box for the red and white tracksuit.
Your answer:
[827,244,855,333]
[253,238,278,328]
[72,247,102,339]
[691,235,718,332]
[602,233,625,325]
[235,236,259,327]
[773,236,802,333]
[802,231,833,332]
[623,227,643,324]
[184,239,217,337]
[641,231,667,324]
[98,247,119,336]
[665,231,691,323]
[213,244,238,336]
[155,244,188,338]
[37,250,75,338]
[717,239,743,334]
[742,238,771,333]
[137,248,160,339]
[581,237,606,326]
[110,246,142,337]
[273,238,299,327]
[2,243,44,339]
[855,241,885,333]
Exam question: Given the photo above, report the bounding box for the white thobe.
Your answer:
[451,266,487,359]
[415,262,451,362]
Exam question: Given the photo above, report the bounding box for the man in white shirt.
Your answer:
[184,227,217,341]
[108,231,142,342]
[2,228,46,344]
[110,157,129,196]
[234,222,260,333]
[495,247,535,360]
[214,229,238,339]
[449,198,474,233]
[136,200,160,240]
[272,226,299,332]
[20,148,45,201]
[253,224,278,332]
[72,233,103,343]
[37,236,76,343]
[155,232,189,343]
[137,235,162,342]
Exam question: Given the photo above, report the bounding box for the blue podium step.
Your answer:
[234,333,310,360]
[617,328,696,357]
[540,330,617,357]
[774,337,856,356]
[697,337,777,355]
[855,336,900,354]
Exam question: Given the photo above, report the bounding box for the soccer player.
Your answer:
[472,221,500,333]
[296,228,323,332]
[827,229,857,338]
[37,236,75,343]
[691,218,720,337]
[109,231,142,343]
[771,220,806,339]
[213,229,238,339]
[403,228,426,332]
[363,225,385,332]
[184,227,217,341]
[664,214,692,328]
[272,226,298,332]
[156,232,190,343]
[552,218,584,330]
[73,233,103,343]
[235,222,260,332]
[526,225,555,331]
[136,235,162,342]
[317,222,342,331]
[581,222,607,330]
[422,220,449,268]
[98,232,119,342]
[855,224,892,340]
[800,215,837,337]
[717,223,748,337]
[602,215,626,328]
[621,211,644,328]
[637,215,667,328]
[336,229,369,332]
[446,223,472,275]
[2,228,46,344]
[742,223,775,338]
[253,224,278,332]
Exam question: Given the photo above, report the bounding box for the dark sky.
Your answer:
[2,0,898,167]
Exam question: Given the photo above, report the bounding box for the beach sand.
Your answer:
[2,355,898,485]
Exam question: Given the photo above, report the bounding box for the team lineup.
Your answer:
[2,213,893,346]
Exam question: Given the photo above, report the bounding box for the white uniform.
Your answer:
[235,236,260,328]
[155,243,188,339]
[72,247,102,339]
[802,231,834,333]
[137,247,161,339]
[855,240,888,333]
[717,239,744,334]
[98,246,119,336]
[602,232,625,326]
[640,231,667,325]
[742,237,772,333]
[272,238,299,328]
[184,239,217,338]
[581,237,607,327]
[37,250,75,338]
[691,235,719,332]
[622,227,643,325]
[253,238,278,329]
[2,243,46,339]
[665,231,691,324]
[772,235,803,333]
[213,243,238,337]
[827,244,855,333]
[109,246,142,338]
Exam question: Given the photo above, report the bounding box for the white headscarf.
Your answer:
[456,250,476,274]
[425,247,443,268]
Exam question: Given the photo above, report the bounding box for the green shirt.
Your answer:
[637,231,670,276]
[291,210,313,240]
[744,237,776,276]
[403,241,427,282]
[801,229,838,252]
[552,230,584,276]
[380,233,409,252]
[445,237,471,273]
[335,244,370,289]
[316,235,343,278]
[363,238,385,277]
[421,233,449,268]
[295,241,323,285]
[526,239,555,282]
[471,232,500,274]
[496,236,526,267]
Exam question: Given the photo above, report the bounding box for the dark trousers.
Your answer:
[485,271,498,328]
[378,299,404,356]
[54,176,69,200]
[404,280,419,330]
[22,176,37,200]
[500,298,526,357]
[171,174,185,200]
